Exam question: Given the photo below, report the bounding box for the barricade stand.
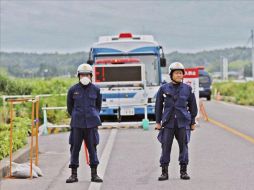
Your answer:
[199,100,209,121]
[141,104,149,130]
[5,97,40,179]
[84,142,90,165]
[35,98,40,166]
[214,88,222,101]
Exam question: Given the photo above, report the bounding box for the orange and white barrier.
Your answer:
[199,100,209,121]
[5,97,40,179]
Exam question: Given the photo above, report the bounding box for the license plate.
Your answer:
[120,107,135,116]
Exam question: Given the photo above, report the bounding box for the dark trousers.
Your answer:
[160,120,189,167]
[69,127,99,169]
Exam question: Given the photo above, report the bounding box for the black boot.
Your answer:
[66,168,78,183]
[180,164,190,180]
[158,166,168,181]
[91,167,103,183]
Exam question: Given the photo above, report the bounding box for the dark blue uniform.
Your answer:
[67,82,102,168]
[155,82,197,167]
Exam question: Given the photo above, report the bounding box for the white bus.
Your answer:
[87,33,166,121]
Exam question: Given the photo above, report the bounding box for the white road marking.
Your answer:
[88,129,118,190]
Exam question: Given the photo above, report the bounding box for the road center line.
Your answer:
[208,117,254,144]
[88,129,118,190]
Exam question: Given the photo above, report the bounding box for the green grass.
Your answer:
[0,74,76,160]
[0,117,31,160]
[213,81,254,106]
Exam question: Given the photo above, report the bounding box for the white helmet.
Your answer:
[168,62,185,75]
[77,63,93,76]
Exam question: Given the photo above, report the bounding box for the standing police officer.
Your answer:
[155,62,198,181]
[66,63,103,183]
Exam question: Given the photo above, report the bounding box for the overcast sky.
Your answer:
[1,0,254,53]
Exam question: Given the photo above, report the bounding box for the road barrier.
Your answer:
[199,100,209,121]
[41,106,68,135]
[5,97,40,179]
[41,104,153,133]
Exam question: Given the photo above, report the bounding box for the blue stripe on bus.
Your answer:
[129,46,160,54]
[93,48,122,54]
[93,46,160,55]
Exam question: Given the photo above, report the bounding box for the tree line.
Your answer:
[0,47,252,78]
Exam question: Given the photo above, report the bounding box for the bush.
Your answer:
[0,76,77,160]
[0,74,33,95]
[0,117,31,160]
[213,81,254,106]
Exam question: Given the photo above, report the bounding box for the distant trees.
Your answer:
[0,52,87,78]
[165,47,251,68]
[164,47,252,76]
[0,47,252,77]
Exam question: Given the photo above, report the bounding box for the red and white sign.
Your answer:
[183,68,199,117]
[184,68,199,78]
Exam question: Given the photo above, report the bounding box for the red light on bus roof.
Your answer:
[119,33,133,38]
[96,58,140,64]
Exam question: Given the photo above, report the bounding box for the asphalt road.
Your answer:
[1,100,254,190]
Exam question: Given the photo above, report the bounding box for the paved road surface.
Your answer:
[1,100,254,190]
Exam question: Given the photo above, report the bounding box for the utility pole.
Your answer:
[251,30,254,80]
[222,57,228,80]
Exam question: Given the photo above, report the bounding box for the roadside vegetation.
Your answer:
[213,81,254,106]
[0,73,76,160]
[1,72,254,160]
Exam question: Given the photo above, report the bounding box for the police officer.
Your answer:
[66,63,103,183]
[155,62,198,181]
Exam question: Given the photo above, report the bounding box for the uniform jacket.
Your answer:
[155,82,197,129]
[67,82,102,128]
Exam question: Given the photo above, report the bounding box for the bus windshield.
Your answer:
[94,55,159,86]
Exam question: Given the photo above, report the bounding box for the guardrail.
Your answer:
[41,106,68,135]
[41,104,151,134]
[1,94,67,123]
